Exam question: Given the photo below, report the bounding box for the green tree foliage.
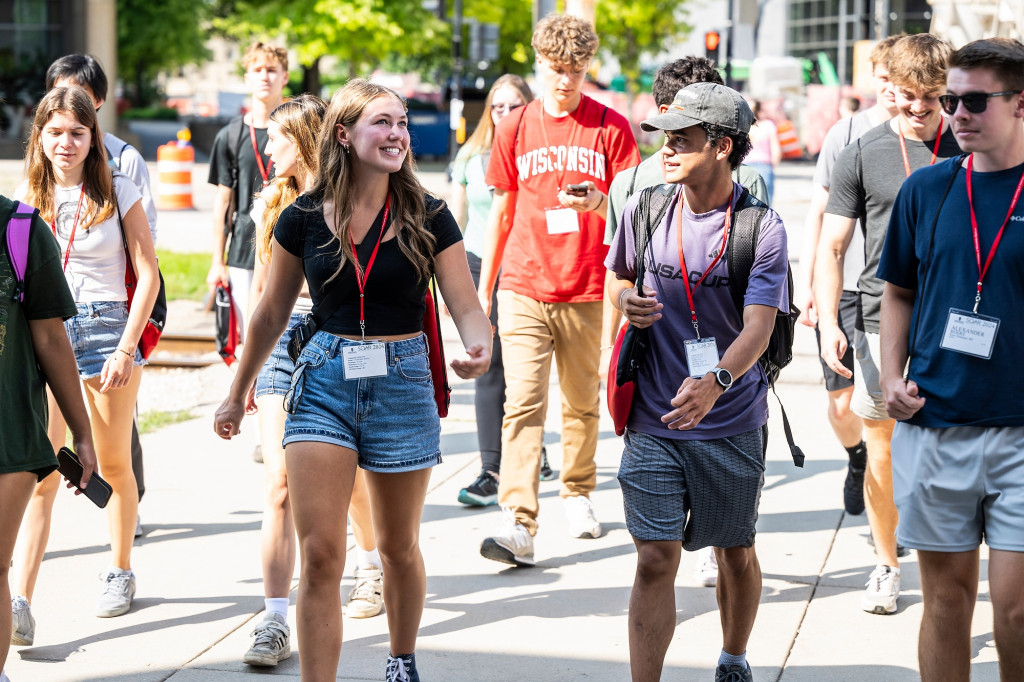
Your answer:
[213,0,450,90]
[463,0,534,77]
[118,0,212,107]
[595,0,693,102]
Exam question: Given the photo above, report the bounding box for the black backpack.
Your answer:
[635,184,804,466]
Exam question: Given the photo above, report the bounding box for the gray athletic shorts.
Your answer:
[617,427,766,550]
[851,331,889,421]
[892,423,1024,552]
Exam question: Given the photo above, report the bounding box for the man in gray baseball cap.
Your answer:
[606,79,790,682]
[641,81,755,134]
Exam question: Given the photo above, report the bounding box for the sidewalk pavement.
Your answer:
[4,162,1002,681]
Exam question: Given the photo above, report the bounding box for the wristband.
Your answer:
[116,347,133,358]
[618,287,631,312]
[593,193,606,212]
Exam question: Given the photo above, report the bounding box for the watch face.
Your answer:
[716,368,733,388]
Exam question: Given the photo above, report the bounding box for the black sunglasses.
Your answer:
[938,90,1020,115]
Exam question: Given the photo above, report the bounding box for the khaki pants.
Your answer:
[496,290,602,535]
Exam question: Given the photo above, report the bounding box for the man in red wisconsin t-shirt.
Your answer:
[476,13,640,568]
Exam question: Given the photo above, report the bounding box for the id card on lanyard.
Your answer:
[343,194,392,380]
[540,98,584,235]
[939,154,1024,359]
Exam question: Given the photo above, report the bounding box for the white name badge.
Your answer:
[343,343,388,379]
[545,207,580,234]
[940,308,1000,359]
[685,337,720,377]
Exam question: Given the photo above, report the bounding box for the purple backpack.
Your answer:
[6,202,36,303]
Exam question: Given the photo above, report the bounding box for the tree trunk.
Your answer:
[301,57,321,97]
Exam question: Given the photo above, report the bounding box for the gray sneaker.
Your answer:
[243,612,291,667]
[715,663,753,681]
[96,569,136,617]
[10,596,34,646]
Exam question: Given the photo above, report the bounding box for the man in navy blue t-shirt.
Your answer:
[878,38,1024,680]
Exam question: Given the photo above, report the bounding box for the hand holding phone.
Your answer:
[56,447,112,508]
[566,183,590,196]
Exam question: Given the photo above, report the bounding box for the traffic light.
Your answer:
[705,31,721,65]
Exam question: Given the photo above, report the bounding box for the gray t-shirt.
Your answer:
[605,153,769,243]
[605,183,790,440]
[813,112,878,291]
[104,132,157,244]
[826,120,962,332]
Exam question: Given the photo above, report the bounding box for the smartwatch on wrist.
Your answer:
[709,367,733,392]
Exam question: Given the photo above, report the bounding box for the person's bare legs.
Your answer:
[364,468,432,657]
[716,545,762,656]
[14,391,70,603]
[285,441,358,682]
[1,472,37,672]
[863,418,898,567]
[348,469,377,555]
[828,386,862,448]
[989,549,1024,681]
[917,549,978,681]
[83,371,143,571]
[627,539,681,682]
[256,394,295,602]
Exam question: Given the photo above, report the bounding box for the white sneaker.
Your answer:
[243,612,291,666]
[11,595,34,646]
[96,569,136,617]
[862,564,900,615]
[134,514,143,538]
[564,495,602,538]
[693,547,718,587]
[480,507,535,567]
[344,565,384,618]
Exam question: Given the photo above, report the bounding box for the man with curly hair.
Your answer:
[476,13,639,567]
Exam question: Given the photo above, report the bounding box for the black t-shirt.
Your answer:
[208,117,275,270]
[275,193,463,335]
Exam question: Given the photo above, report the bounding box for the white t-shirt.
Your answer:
[16,174,143,302]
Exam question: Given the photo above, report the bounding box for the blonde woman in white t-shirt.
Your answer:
[10,87,158,635]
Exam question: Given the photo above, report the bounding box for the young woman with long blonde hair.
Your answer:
[215,79,491,681]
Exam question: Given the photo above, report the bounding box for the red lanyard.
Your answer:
[53,190,86,271]
[897,120,942,178]
[677,190,732,338]
[538,97,583,192]
[348,193,391,340]
[249,123,273,187]
[965,153,1024,313]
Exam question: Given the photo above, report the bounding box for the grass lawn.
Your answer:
[157,249,208,301]
[137,409,196,435]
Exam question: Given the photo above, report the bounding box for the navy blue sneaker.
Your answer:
[386,652,419,682]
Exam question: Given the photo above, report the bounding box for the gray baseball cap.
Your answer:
[640,82,754,134]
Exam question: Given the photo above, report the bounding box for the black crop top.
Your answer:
[274,193,463,335]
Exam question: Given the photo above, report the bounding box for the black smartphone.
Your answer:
[566,183,589,196]
[56,447,112,509]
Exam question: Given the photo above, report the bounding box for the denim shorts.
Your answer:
[282,331,441,473]
[65,301,145,380]
[618,427,766,550]
[255,312,306,398]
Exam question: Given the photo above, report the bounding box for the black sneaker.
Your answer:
[458,471,498,506]
[540,446,557,481]
[867,533,911,558]
[843,464,865,515]
[386,653,420,682]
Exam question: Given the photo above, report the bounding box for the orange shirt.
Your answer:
[486,96,639,302]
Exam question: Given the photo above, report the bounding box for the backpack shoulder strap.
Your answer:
[727,188,769,316]
[631,184,676,285]
[6,202,37,303]
[226,116,246,178]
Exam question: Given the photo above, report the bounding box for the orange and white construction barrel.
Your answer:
[156,130,194,210]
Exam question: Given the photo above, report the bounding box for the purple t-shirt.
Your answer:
[605,183,790,440]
